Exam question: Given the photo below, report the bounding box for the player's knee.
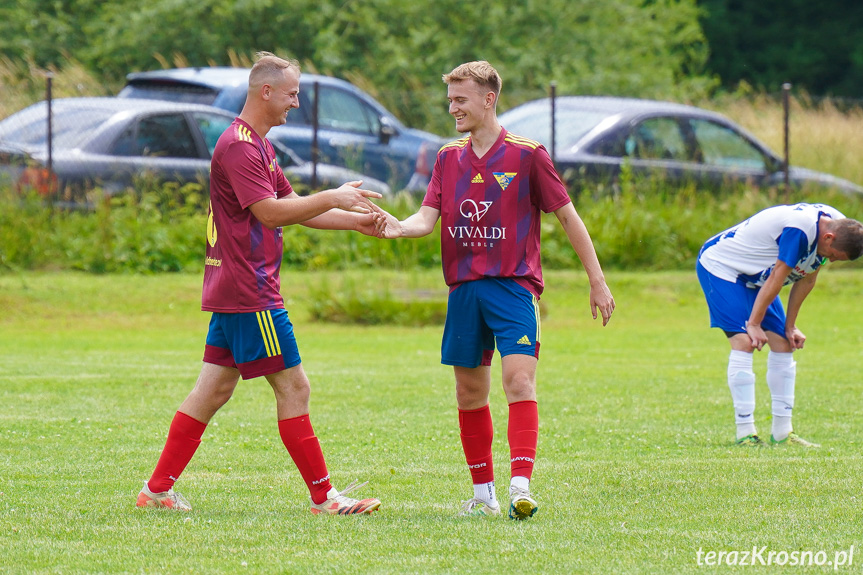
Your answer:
[503,372,536,402]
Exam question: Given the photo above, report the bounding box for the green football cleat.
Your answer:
[770,432,820,448]
[508,486,538,520]
[735,434,765,447]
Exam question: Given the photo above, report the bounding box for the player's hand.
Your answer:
[786,325,806,350]
[377,210,404,239]
[330,181,383,214]
[353,212,382,237]
[589,282,615,326]
[745,321,768,351]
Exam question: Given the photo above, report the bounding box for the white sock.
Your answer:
[767,351,796,441]
[510,476,530,492]
[473,481,497,506]
[728,350,757,440]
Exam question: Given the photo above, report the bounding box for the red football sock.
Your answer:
[147,411,207,493]
[508,400,538,480]
[459,404,495,485]
[278,415,332,504]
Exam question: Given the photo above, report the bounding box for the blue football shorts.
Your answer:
[696,261,787,337]
[203,308,302,380]
[441,278,541,368]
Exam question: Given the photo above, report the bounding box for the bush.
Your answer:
[308,276,447,325]
[2,178,862,275]
[0,178,207,273]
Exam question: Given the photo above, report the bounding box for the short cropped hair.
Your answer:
[249,51,300,89]
[833,218,863,260]
[442,60,502,100]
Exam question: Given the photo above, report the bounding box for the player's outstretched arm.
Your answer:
[379,205,441,239]
[250,181,382,230]
[553,202,615,326]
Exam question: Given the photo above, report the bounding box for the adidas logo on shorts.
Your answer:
[517,335,532,345]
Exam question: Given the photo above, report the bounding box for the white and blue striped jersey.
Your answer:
[698,203,844,289]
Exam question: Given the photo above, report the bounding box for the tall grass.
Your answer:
[708,93,863,188]
[0,56,115,119]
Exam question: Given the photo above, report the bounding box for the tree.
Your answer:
[698,0,863,97]
[3,0,715,133]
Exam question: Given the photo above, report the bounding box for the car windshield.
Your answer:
[0,102,114,148]
[501,103,609,151]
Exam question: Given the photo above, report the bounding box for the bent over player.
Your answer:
[136,52,384,514]
[697,203,863,447]
[379,61,615,519]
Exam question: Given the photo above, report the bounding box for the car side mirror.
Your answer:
[379,116,397,145]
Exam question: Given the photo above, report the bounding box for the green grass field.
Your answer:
[2,269,862,574]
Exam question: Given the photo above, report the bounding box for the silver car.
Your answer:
[0,97,391,207]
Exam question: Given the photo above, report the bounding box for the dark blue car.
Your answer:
[119,67,445,193]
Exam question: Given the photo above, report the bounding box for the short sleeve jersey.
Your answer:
[698,203,844,288]
[422,128,571,297]
[202,118,294,312]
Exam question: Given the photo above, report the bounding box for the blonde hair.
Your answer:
[249,51,300,89]
[442,60,501,99]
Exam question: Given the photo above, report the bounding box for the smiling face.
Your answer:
[266,67,300,128]
[447,79,494,134]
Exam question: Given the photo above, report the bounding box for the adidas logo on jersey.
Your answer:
[517,335,532,345]
[471,173,484,184]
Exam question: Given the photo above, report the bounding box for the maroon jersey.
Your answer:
[202,118,293,312]
[422,128,570,297]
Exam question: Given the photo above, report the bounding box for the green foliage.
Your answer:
[4,179,863,275]
[543,175,863,271]
[0,179,208,273]
[308,276,447,325]
[1,0,715,135]
[698,0,863,98]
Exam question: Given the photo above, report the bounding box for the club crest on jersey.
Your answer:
[493,172,517,190]
[459,199,493,222]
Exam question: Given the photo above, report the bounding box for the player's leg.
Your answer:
[484,279,540,519]
[726,336,759,444]
[501,355,539,520]
[454,364,499,515]
[137,314,242,511]
[764,332,819,447]
[697,263,762,446]
[444,282,500,516]
[137,364,238,510]
[262,310,379,514]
